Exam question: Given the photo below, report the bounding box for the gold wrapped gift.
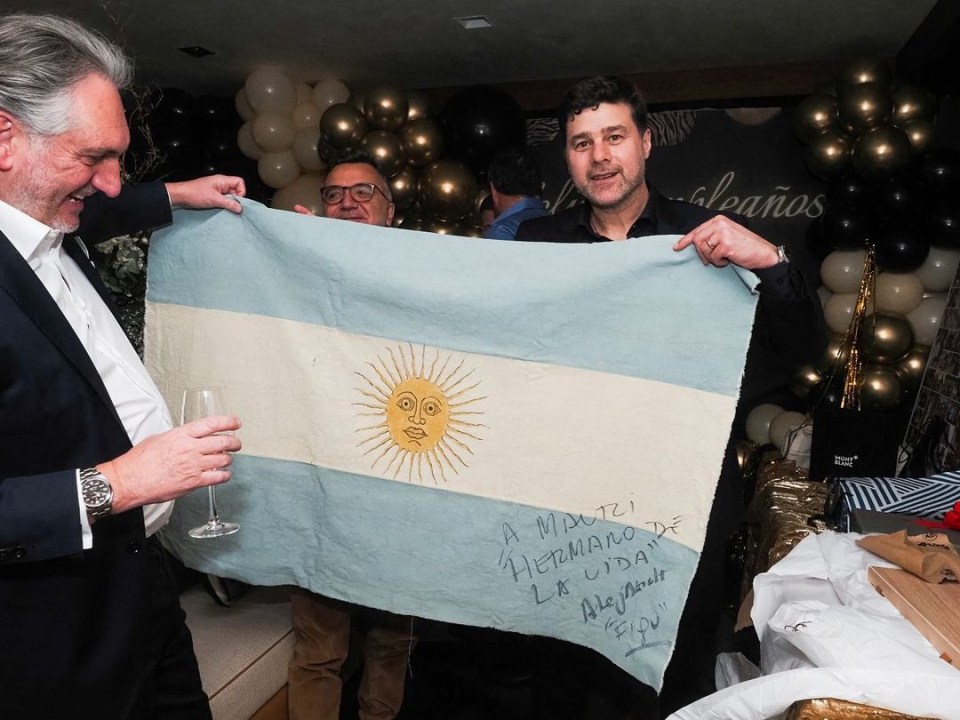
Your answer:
[787,698,934,719]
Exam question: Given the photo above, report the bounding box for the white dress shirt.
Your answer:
[0,199,174,546]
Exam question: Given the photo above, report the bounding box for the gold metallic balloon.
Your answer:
[422,219,462,235]
[837,58,892,90]
[794,94,838,143]
[895,344,930,392]
[789,364,823,400]
[396,213,423,231]
[399,118,444,167]
[405,90,435,122]
[418,160,479,223]
[851,125,912,179]
[898,118,936,156]
[461,225,484,238]
[364,87,409,132]
[804,129,852,180]
[319,103,367,150]
[891,84,936,124]
[359,130,403,177]
[859,364,902,410]
[837,82,891,135]
[388,165,419,210]
[818,332,851,375]
[860,312,914,363]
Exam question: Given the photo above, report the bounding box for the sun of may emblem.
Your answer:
[354,344,486,483]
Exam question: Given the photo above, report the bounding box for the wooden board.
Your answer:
[868,566,960,667]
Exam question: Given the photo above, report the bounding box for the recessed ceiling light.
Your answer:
[178,46,214,58]
[455,15,493,30]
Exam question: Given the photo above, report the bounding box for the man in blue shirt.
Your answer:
[482,150,548,239]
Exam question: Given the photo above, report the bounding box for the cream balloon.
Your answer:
[874,272,924,314]
[235,88,255,122]
[820,249,867,294]
[311,78,350,110]
[245,67,297,114]
[745,403,784,445]
[291,102,322,130]
[294,82,313,105]
[291,127,325,172]
[768,411,809,452]
[915,247,960,293]
[237,121,263,160]
[258,150,300,189]
[823,292,859,334]
[252,111,296,152]
[817,285,832,308]
[271,173,327,214]
[906,295,947,346]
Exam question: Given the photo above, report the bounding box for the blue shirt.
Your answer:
[483,197,549,240]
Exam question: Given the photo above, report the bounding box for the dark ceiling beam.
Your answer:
[897,0,960,92]
[424,60,849,112]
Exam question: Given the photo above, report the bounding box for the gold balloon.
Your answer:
[405,90,435,122]
[319,103,367,149]
[794,94,838,143]
[399,118,444,167]
[388,166,419,210]
[860,313,913,363]
[422,219,462,235]
[860,364,902,411]
[818,332,851,374]
[891,84,936,124]
[789,365,823,400]
[461,225,485,238]
[898,118,936,156]
[851,125,912,179]
[804,129,852,180]
[837,82,891,135]
[418,160,479,223]
[396,214,423,231]
[364,87,409,132]
[895,344,931,392]
[359,130,403,177]
[837,58,892,89]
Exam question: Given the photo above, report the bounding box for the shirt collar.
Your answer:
[0,198,61,267]
[573,184,662,238]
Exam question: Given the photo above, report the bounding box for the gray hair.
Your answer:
[0,14,132,136]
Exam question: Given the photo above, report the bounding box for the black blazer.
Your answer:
[0,182,174,717]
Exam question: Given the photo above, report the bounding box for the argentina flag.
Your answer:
[145,199,758,690]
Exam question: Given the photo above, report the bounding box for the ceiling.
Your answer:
[0,0,941,99]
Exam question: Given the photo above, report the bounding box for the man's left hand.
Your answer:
[673,216,779,270]
[166,174,247,214]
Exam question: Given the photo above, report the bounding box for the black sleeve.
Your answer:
[77,182,173,244]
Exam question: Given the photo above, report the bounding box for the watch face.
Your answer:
[82,476,111,508]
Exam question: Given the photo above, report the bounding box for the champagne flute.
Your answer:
[182,386,240,539]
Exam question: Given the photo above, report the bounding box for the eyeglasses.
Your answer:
[320,183,390,205]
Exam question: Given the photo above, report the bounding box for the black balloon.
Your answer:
[819,202,874,249]
[837,82,891,135]
[915,149,960,199]
[891,84,936,125]
[808,377,844,411]
[195,94,237,131]
[874,228,931,272]
[440,86,526,178]
[154,87,195,126]
[926,200,960,249]
[851,125,912,180]
[837,58,892,90]
[805,218,834,262]
[870,176,927,222]
[794,94,837,143]
[804,129,852,180]
[827,174,870,207]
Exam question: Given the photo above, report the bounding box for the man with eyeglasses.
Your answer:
[289,153,413,720]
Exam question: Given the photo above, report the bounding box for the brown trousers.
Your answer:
[287,589,415,720]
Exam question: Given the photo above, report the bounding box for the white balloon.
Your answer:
[817,285,832,308]
[258,150,300,189]
[291,102,322,130]
[294,82,313,105]
[245,66,297,114]
[907,295,947,346]
[251,111,296,152]
[271,173,327,213]
[915,247,960,293]
[823,292,859,334]
[291,127,325,172]
[311,78,350,109]
[875,272,924,314]
[235,88,255,122]
[236,121,263,160]
[745,403,784,445]
[820,249,867,294]
[768,411,809,452]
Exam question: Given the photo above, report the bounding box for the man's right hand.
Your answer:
[98,415,242,515]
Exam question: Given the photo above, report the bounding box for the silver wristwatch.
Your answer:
[80,467,113,520]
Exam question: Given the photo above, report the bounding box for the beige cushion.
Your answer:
[182,585,295,720]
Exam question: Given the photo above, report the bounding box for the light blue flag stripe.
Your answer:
[161,454,698,689]
[147,199,756,396]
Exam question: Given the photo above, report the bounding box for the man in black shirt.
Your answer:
[516,76,826,716]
